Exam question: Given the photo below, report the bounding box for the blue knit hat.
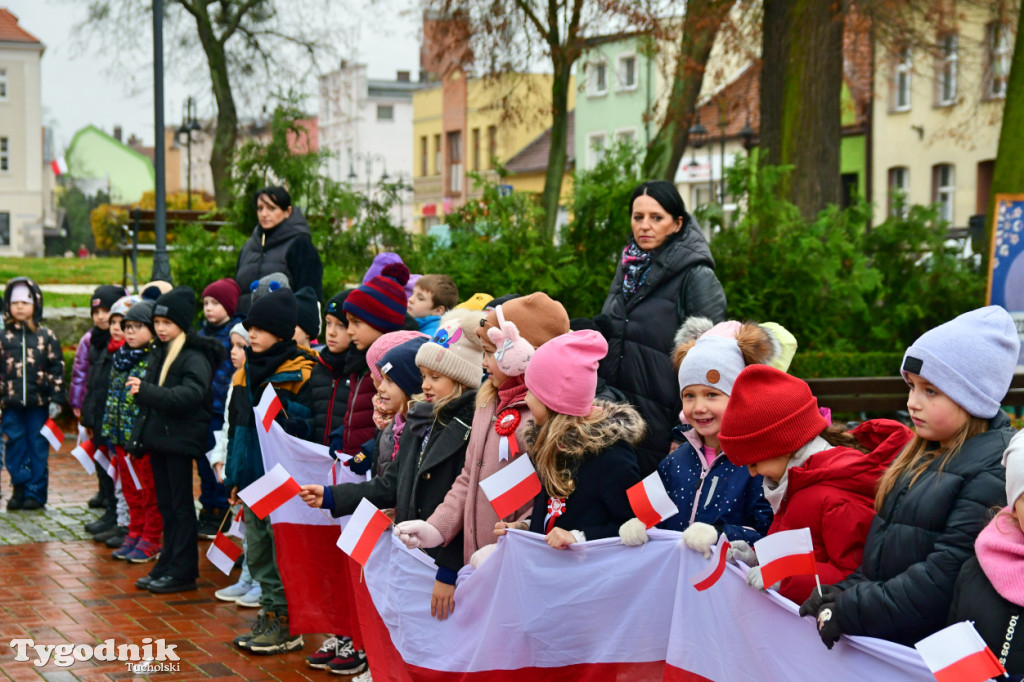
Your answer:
[378,337,430,398]
[901,305,1020,418]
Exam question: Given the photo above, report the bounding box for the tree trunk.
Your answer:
[190,7,238,208]
[642,0,729,181]
[541,62,572,240]
[989,16,1024,243]
[760,0,844,218]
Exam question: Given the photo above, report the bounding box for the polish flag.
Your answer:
[337,498,392,567]
[50,157,68,176]
[227,507,246,539]
[478,453,542,519]
[206,531,243,575]
[626,471,680,528]
[238,463,301,519]
[70,440,97,475]
[690,534,732,591]
[255,384,283,433]
[915,621,1006,682]
[124,455,142,491]
[40,419,64,452]
[755,528,817,589]
[94,446,117,480]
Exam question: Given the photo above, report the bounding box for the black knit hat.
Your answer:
[244,288,297,341]
[153,287,197,332]
[295,286,321,339]
[124,300,156,332]
[324,289,352,323]
[91,285,126,312]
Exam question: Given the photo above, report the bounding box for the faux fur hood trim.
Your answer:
[524,399,646,457]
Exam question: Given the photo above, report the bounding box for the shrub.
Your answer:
[788,351,905,379]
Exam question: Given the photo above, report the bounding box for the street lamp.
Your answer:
[687,117,708,207]
[175,97,201,210]
[739,120,756,153]
[348,151,389,196]
[716,101,729,205]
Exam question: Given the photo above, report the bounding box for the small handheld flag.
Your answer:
[238,463,301,519]
[915,621,1006,682]
[337,498,392,566]
[40,419,64,452]
[255,385,283,433]
[70,440,97,475]
[626,471,680,528]
[690,534,732,592]
[754,528,817,589]
[206,532,243,575]
[479,454,541,519]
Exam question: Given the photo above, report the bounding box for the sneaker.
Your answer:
[104,527,130,548]
[236,583,262,608]
[352,670,373,682]
[233,610,269,650]
[111,536,139,560]
[306,636,340,669]
[248,613,303,654]
[126,539,160,563]
[327,639,367,676]
[215,580,254,603]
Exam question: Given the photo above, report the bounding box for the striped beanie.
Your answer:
[343,263,410,332]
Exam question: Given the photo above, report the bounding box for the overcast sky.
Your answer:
[6,0,422,152]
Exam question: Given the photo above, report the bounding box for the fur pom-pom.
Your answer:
[380,262,411,286]
[735,322,779,366]
[673,316,715,348]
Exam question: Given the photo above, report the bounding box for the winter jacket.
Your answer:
[597,219,727,477]
[69,329,91,409]
[428,383,535,563]
[101,342,155,446]
[416,315,441,336]
[0,277,65,409]
[223,350,316,492]
[656,425,772,545]
[768,419,912,604]
[234,207,323,315]
[341,348,376,456]
[834,412,1015,645]
[309,348,350,445]
[527,401,644,541]
[327,391,477,576]
[131,334,222,459]
[197,315,243,428]
[79,330,115,430]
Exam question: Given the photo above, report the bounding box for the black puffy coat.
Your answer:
[132,334,223,459]
[949,555,1024,675]
[0,277,65,409]
[233,207,324,315]
[309,348,350,445]
[834,412,1014,645]
[328,391,477,573]
[597,218,726,476]
[79,332,114,430]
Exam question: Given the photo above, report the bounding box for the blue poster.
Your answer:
[988,195,1024,365]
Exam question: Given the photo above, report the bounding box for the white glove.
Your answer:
[727,539,758,566]
[394,520,443,549]
[618,517,649,547]
[469,542,498,569]
[48,402,62,420]
[681,522,719,558]
[746,565,765,590]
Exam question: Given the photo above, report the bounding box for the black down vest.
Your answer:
[234,207,320,315]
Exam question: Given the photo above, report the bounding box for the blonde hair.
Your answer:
[875,415,989,509]
[428,383,465,419]
[476,379,498,409]
[158,333,187,387]
[533,406,608,498]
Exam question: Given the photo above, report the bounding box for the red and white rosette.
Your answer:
[494,407,522,462]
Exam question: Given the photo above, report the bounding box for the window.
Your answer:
[420,136,428,176]
[587,132,606,169]
[888,166,909,217]
[434,134,442,175]
[0,213,9,246]
[616,128,637,144]
[985,22,1011,99]
[588,60,608,96]
[447,131,462,195]
[472,128,480,171]
[936,34,957,106]
[0,70,7,101]
[932,164,955,223]
[0,137,9,172]
[376,104,394,121]
[892,47,912,111]
[617,54,637,91]
[487,125,497,168]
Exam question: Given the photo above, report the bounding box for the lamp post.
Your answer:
[687,116,708,207]
[717,101,728,205]
[176,97,201,210]
[348,152,389,196]
[151,0,170,282]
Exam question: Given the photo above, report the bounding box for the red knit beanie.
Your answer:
[343,263,410,332]
[718,365,829,466]
[202,278,241,318]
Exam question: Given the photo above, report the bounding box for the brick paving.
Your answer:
[0,435,358,681]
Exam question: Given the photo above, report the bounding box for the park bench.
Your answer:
[120,208,230,291]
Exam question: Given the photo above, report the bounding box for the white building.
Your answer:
[319,62,423,230]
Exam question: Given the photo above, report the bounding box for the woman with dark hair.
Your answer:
[597,180,727,477]
[234,186,324,316]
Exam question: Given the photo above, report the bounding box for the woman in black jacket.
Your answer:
[597,180,726,476]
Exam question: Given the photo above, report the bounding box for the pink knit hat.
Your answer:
[524,330,607,417]
[367,330,428,384]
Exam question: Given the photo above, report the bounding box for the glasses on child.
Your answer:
[124,322,145,332]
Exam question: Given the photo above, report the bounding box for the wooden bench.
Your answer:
[805,374,1024,419]
[120,208,230,291]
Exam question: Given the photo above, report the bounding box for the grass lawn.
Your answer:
[0,256,150,286]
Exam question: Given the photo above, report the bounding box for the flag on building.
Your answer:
[626,471,680,528]
[50,157,68,176]
[478,453,541,519]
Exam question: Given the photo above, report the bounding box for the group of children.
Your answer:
[6,228,1024,678]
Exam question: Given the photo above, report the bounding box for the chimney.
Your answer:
[397,70,411,82]
[113,125,122,142]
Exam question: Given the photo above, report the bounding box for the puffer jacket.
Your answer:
[657,425,772,545]
[101,341,155,446]
[197,314,243,428]
[341,347,376,456]
[835,412,1015,645]
[79,329,115,430]
[597,219,727,477]
[527,401,644,541]
[0,277,65,409]
[69,329,92,409]
[309,348,350,445]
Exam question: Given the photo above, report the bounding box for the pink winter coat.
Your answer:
[427,384,534,563]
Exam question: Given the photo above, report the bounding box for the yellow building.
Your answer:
[411,70,575,234]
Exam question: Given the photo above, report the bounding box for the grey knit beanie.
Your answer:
[677,336,747,395]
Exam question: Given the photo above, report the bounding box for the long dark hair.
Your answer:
[630,180,687,224]
[255,186,292,211]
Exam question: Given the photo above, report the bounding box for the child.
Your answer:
[395,292,570,564]
[488,330,644,560]
[103,299,163,563]
[196,277,243,539]
[309,291,353,450]
[127,287,221,595]
[948,430,1024,675]
[407,274,458,336]
[223,288,315,654]
[714,365,911,604]
[801,306,1019,648]
[362,330,426,477]
[618,319,778,551]
[1,277,66,510]
[294,286,321,350]
[300,309,485,624]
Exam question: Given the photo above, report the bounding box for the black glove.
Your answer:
[328,428,345,458]
[815,603,843,650]
[799,584,842,618]
[282,418,307,438]
[346,450,374,476]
